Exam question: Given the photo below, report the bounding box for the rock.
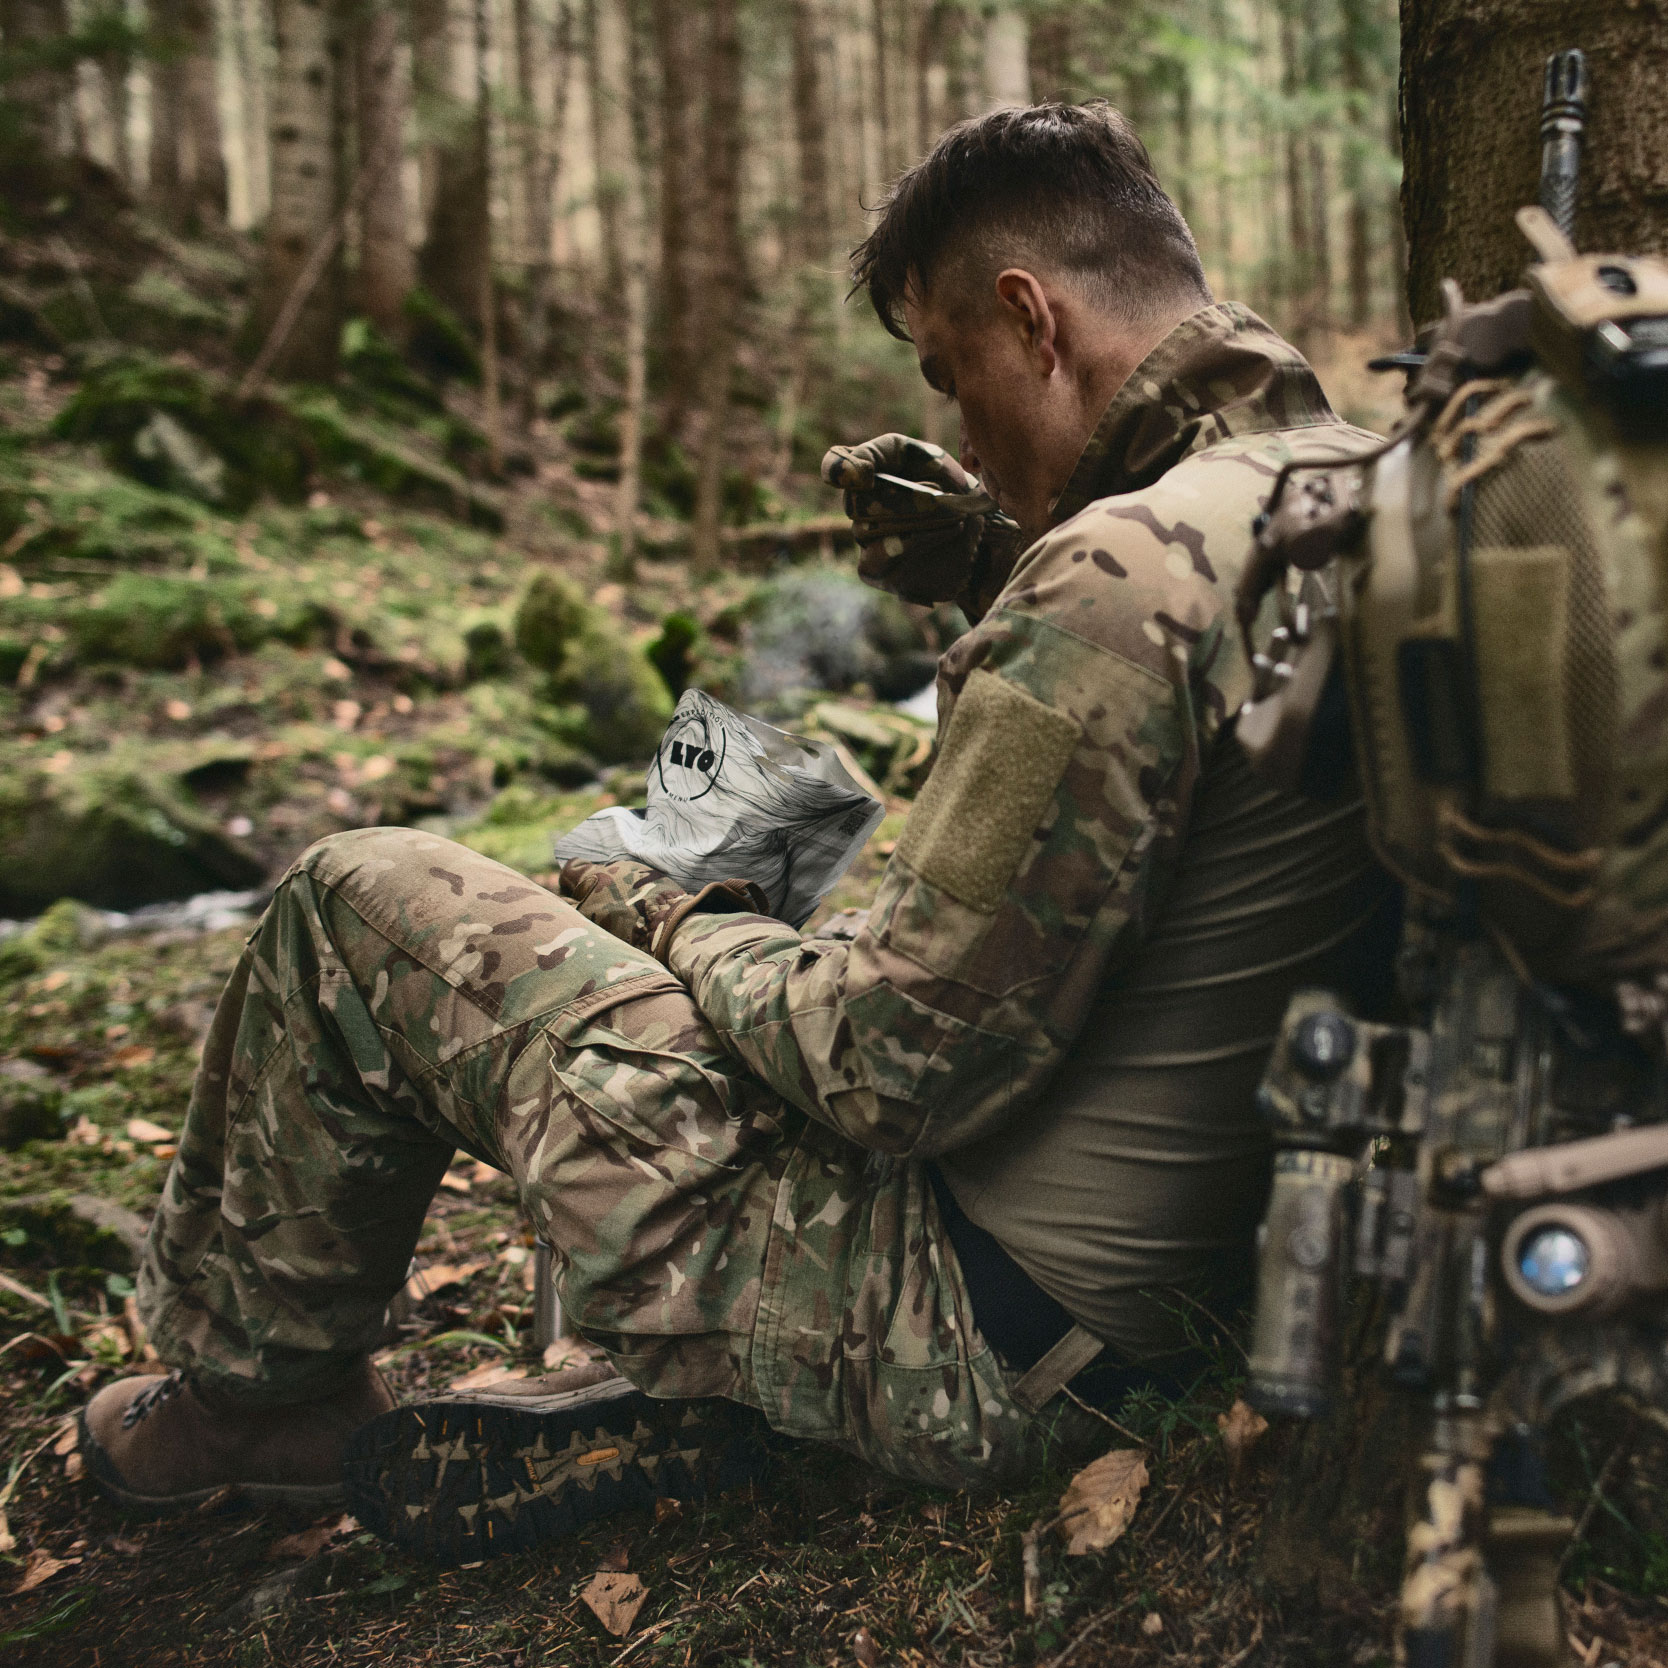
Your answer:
[0,757,265,916]
[0,1079,63,1149]
[130,409,228,504]
[0,1191,150,1270]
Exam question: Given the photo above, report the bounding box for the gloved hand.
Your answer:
[821,434,1024,622]
[560,858,771,965]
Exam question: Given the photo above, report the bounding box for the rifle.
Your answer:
[1241,48,1668,1667]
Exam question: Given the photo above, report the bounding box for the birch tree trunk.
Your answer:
[254,0,341,380]
[689,0,742,577]
[1401,0,1668,326]
[355,0,414,337]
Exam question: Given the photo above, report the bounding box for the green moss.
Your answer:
[512,571,590,675]
[68,573,268,669]
[547,622,672,764]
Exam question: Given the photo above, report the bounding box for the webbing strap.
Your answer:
[1012,1324,1105,1415]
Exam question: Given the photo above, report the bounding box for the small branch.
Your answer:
[0,1270,51,1310]
[1043,1600,1133,1668]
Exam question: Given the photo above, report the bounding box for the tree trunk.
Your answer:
[652,0,701,432]
[513,0,557,425]
[1401,0,1668,327]
[416,0,487,328]
[594,0,645,576]
[1342,0,1374,328]
[147,0,227,225]
[1027,5,1071,102]
[1279,0,1313,349]
[1,0,73,158]
[254,0,341,381]
[355,0,414,338]
[982,5,1029,110]
[689,0,741,578]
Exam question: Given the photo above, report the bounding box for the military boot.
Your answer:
[343,1363,776,1565]
[80,1362,394,1515]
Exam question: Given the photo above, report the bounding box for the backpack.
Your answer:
[1237,208,1668,996]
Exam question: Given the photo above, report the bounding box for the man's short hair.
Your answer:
[852,101,1211,341]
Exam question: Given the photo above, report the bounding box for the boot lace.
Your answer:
[120,1369,185,1430]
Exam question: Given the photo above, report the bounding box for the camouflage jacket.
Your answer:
[666,303,1379,1157]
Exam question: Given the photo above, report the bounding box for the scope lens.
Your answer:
[1518,1226,1589,1297]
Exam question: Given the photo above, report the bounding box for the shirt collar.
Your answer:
[1049,302,1339,526]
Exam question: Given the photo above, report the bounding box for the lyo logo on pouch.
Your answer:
[655,713,725,802]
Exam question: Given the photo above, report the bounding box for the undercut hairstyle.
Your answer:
[851,101,1211,342]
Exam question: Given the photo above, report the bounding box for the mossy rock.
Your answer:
[512,571,591,676]
[0,1078,64,1149]
[548,623,672,764]
[0,1190,148,1274]
[68,573,269,670]
[0,757,265,916]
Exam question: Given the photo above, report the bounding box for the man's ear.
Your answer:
[994,269,1058,376]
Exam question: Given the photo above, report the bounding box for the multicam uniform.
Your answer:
[139,303,1388,1489]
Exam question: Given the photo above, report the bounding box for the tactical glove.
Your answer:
[559,858,771,966]
[821,434,1023,622]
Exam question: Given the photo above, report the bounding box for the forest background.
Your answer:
[4,0,1667,1665]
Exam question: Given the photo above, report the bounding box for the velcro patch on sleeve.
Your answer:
[896,668,1081,914]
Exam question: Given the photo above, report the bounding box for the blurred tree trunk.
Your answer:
[982,5,1029,109]
[1279,0,1314,349]
[594,0,645,575]
[653,0,700,433]
[583,0,621,296]
[513,0,560,424]
[1,0,73,158]
[416,0,487,327]
[1401,0,1668,326]
[472,0,500,467]
[254,0,341,379]
[1026,5,1071,101]
[689,0,741,576]
[1302,0,1332,354]
[1173,66,1196,227]
[1342,0,1373,328]
[355,0,414,338]
[146,0,228,225]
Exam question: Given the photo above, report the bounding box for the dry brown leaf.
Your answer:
[113,1049,158,1072]
[448,1362,526,1392]
[542,1336,593,1372]
[597,1541,632,1572]
[63,1452,83,1481]
[51,1422,79,1457]
[124,1116,171,1141]
[1057,1448,1149,1556]
[400,1258,489,1305]
[438,1171,473,1194]
[579,1569,646,1637]
[14,1549,78,1594]
[1217,1398,1270,1484]
[1142,1610,1165,1636]
[852,1625,882,1666]
[266,1513,358,1562]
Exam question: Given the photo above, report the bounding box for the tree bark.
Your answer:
[416,0,487,327]
[1026,5,1071,102]
[1401,0,1668,327]
[254,0,341,380]
[689,0,741,577]
[513,0,557,424]
[1,0,73,158]
[594,0,645,576]
[651,0,700,430]
[148,0,228,225]
[355,0,414,337]
[1342,0,1374,328]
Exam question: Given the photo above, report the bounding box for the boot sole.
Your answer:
[77,1407,346,1516]
[341,1376,773,1565]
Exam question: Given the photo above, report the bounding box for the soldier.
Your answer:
[80,102,1396,1557]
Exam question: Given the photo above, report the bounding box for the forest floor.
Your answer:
[5,174,1668,1667]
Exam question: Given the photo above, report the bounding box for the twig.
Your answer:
[0,1270,52,1310]
[1060,1385,1148,1447]
[237,132,402,402]
[0,1424,70,1554]
[1561,1430,1633,1575]
[610,1615,680,1664]
[1136,1481,1186,1546]
[1221,1617,1266,1667]
[1021,1512,1062,1618]
[1042,1600,1132,1668]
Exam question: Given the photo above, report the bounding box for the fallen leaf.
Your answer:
[852,1625,881,1666]
[111,1043,156,1070]
[51,1422,79,1456]
[448,1362,526,1392]
[266,1513,358,1562]
[1057,1448,1149,1556]
[597,1541,632,1572]
[653,1497,683,1528]
[543,1336,593,1372]
[109,1536,143,1555]
[470,1160,501,1183]
[41,969,71,992]
[1142,1610,1165,1636]
[125,1116,171,1141]
[438,1171,472,1194]
[579,1569,646,1637]
[67,1115,100,1145]
[164,698,192,722]
[400,1258,489,1305]
[14,1549,78,1593]
[63,1452,83,1480]
[1217,1398,1270,1484]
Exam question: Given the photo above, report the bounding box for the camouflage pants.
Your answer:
[138,828,1048,1489]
